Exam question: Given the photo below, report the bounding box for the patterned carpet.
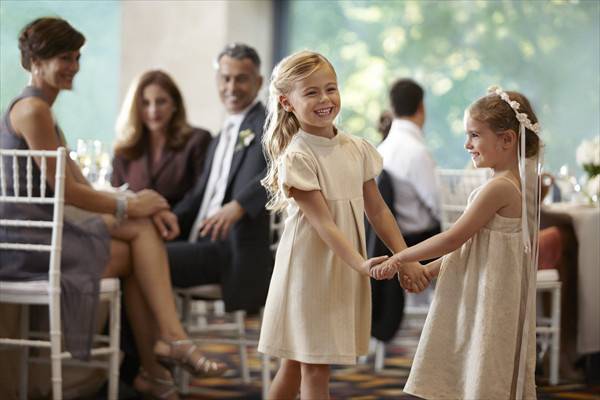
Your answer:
[180,319,600,400]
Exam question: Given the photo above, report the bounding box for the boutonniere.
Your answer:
[235,129,256,151]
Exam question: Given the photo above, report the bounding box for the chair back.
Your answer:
[268,211,285,255]
[436,168,491,231]
[0,147,66,290]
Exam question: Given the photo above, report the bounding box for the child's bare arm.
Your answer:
[291,187,388,276]
[392,178,514,264]
[363,179,410,254]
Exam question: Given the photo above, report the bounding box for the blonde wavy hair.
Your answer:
[261,50,336,212]
[114,70,192,160]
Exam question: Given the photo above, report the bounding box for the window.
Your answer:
[282,0,600,171]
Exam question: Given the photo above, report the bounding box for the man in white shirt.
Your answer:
[166,43,272,315]
[370,79,441,342]
[377,78,440,242]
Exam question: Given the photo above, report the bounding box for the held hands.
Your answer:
[370,256,401,280]
[127,189,169,218]
[152,209,180,240]
[360,255,389,276]
[199,200,245,241]
[370,253,432,293]
[398,261,431,293]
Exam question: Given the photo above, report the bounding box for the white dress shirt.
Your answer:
[377,119,440,235]
[188,100,257,242]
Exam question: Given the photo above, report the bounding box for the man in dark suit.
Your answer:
[166,43,272,314]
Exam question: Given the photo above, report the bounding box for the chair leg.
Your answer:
[261,353,271,400]
[18,305,30,400]
[178,295,192,395]
[236,311,250,383]
[374,340,386,372]
[549,286,561,385]
[108,289,121,400]
[49,303,63,399]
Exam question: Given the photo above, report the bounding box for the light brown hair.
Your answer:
[114,70,192,160]
[467,90,540,158]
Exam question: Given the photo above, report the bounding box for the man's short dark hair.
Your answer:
[216,43,261,69]
[389,79,424,117]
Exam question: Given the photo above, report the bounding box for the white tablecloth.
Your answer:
[545,203,600,355]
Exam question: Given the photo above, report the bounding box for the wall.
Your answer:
[0,0,274,146]
[120,0,273,134]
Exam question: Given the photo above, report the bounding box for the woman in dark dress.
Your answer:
[112,70,212,207]
[0,18,223,399]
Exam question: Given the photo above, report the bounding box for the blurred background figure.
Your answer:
[377,110,393,141]
[369,79,441,344]
[112,70,212,207]
[379,79,440,243]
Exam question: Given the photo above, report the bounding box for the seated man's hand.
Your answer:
[152,209,180,240]
[199,200,245,241]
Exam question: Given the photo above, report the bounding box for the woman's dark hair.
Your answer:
[19,17,85,71]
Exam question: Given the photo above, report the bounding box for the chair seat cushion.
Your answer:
[0,278,119,297]
[175,284,222,300]
[538,227,562,269]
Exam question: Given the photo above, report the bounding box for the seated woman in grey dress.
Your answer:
[0,17,224,400]
[112,70,212,207]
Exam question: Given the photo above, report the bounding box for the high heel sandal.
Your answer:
[133,369,179,400]
[154,338,228,378]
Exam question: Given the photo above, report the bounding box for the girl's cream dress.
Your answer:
[258,130,382,365]
[403,180,537,399]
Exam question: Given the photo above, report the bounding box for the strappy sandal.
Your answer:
[133,369,179,400]
[154,338,228,378]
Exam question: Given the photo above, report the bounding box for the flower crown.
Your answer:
[488,85,541,134]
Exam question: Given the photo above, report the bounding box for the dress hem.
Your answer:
[257,343,361,365]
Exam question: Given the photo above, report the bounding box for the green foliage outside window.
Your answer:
[285,0,600,172]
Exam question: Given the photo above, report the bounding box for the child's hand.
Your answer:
[361,255,389,276]
[369,257,399,280]
[425,260,441,279]
[398,262,431,293]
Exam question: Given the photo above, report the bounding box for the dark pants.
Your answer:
[370,225,441,342]
[166,237,230,288]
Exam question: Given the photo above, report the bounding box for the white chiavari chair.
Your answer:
[174,211,284,399]
[0,147,121,400]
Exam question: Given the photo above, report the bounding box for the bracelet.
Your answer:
[115,195,128,224]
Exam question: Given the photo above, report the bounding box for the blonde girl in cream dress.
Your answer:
[257,51,430,400]
[372,87,542,399]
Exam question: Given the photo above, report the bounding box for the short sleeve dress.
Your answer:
[0,87,110,360]
[403,181,537,399]
[258,129,382,365]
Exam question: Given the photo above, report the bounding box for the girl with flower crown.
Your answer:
[372,87,542,399]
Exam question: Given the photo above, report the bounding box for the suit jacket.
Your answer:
[173,102,272,312]
[111,127,212,207]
